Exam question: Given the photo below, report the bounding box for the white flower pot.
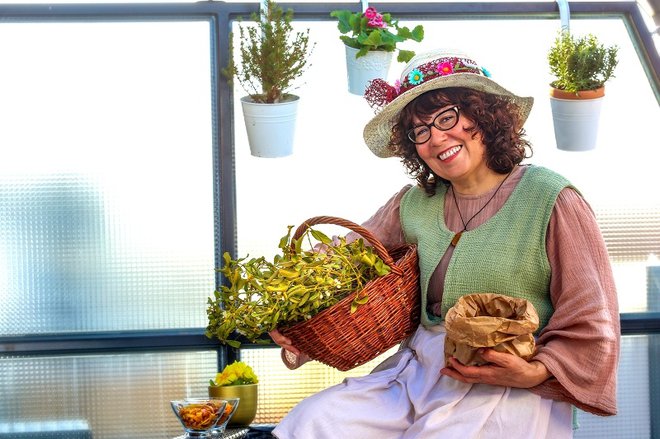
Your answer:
[240,95,299,158]
[344,45,393,96]
[549,87,604,152]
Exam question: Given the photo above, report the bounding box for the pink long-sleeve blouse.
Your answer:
[359,164,619,416]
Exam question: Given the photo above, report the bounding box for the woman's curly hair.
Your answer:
[390,87,533,195]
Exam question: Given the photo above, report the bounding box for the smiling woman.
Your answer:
[269,48,619,438]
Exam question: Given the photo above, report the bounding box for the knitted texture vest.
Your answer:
[400,165,573,332]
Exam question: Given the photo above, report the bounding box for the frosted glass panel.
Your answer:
[0,352,217,439]
[574,335,655,439]
[241,346,399,424]
[0,21,214,334]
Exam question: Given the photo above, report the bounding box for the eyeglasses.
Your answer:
[406,106,460,144]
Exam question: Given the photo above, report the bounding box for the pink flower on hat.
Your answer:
[437,61,454,76]
[394,79,402,94]
[363,6,378,19]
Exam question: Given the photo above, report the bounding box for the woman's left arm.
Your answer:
[529,188,620,416]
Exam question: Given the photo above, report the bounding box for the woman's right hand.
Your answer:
[269,329,301,356]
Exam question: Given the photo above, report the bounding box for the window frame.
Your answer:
[0,0,658,432]
[0,0,657,351]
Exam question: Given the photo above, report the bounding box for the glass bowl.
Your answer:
[209,397,240,436]
[170,398,227,438]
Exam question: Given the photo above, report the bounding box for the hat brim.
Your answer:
[363,73,534,158]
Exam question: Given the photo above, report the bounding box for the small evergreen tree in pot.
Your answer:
[223,0,315,104]
[547,30,619,151]
[548,30,618,96]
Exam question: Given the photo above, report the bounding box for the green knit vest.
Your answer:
[400,165,573,333]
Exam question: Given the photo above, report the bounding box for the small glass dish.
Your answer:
[209,397,240,436]
[170,398,227,438]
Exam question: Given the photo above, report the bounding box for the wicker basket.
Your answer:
[278,216,420,371]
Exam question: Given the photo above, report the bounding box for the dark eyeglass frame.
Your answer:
[406,106,461,144]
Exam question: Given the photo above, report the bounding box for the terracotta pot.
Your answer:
[208,384,258,427]
[550,86,605,100]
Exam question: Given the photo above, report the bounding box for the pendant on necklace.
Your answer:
[451,231,463,247]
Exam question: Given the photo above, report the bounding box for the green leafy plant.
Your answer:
[330,7,424,63]
[206,226,392,348]
[209,361,259,387]
[548,30,618,93]
[223,0,315,103]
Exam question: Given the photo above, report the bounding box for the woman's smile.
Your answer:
[438,145,462,161]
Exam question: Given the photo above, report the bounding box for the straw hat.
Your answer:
[362,49,534,158]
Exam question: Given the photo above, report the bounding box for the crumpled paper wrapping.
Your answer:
[444,293,540,366]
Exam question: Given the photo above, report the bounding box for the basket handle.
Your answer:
[291,216,403,276]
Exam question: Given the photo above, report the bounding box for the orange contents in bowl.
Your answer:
[218,401,234,424]
[178,401,222,430]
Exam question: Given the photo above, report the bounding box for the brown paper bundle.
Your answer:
[444,293,540,366]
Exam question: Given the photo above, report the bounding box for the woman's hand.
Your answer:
[440,349,552,388]
[270,329,311,369]
[269,329,301,356]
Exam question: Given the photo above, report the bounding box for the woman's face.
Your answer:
[413,105,490,186]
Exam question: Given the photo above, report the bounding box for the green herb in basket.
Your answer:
[205,225,391,348]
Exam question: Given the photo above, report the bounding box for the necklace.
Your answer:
[449,171,513,247]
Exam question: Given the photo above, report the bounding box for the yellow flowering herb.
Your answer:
[210,361,259,386]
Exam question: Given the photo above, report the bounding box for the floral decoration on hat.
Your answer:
[364,56,492,111]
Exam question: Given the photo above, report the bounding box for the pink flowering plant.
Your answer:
[330,7,424,62]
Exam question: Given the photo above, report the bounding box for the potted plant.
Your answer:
[547,30,618,151]
[223,0,315,158]
[208,361,259,427]
[330,7,424,95]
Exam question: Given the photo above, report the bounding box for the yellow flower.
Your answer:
[211,361,259,386]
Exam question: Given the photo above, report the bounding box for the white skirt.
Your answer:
[272,324,572,439]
